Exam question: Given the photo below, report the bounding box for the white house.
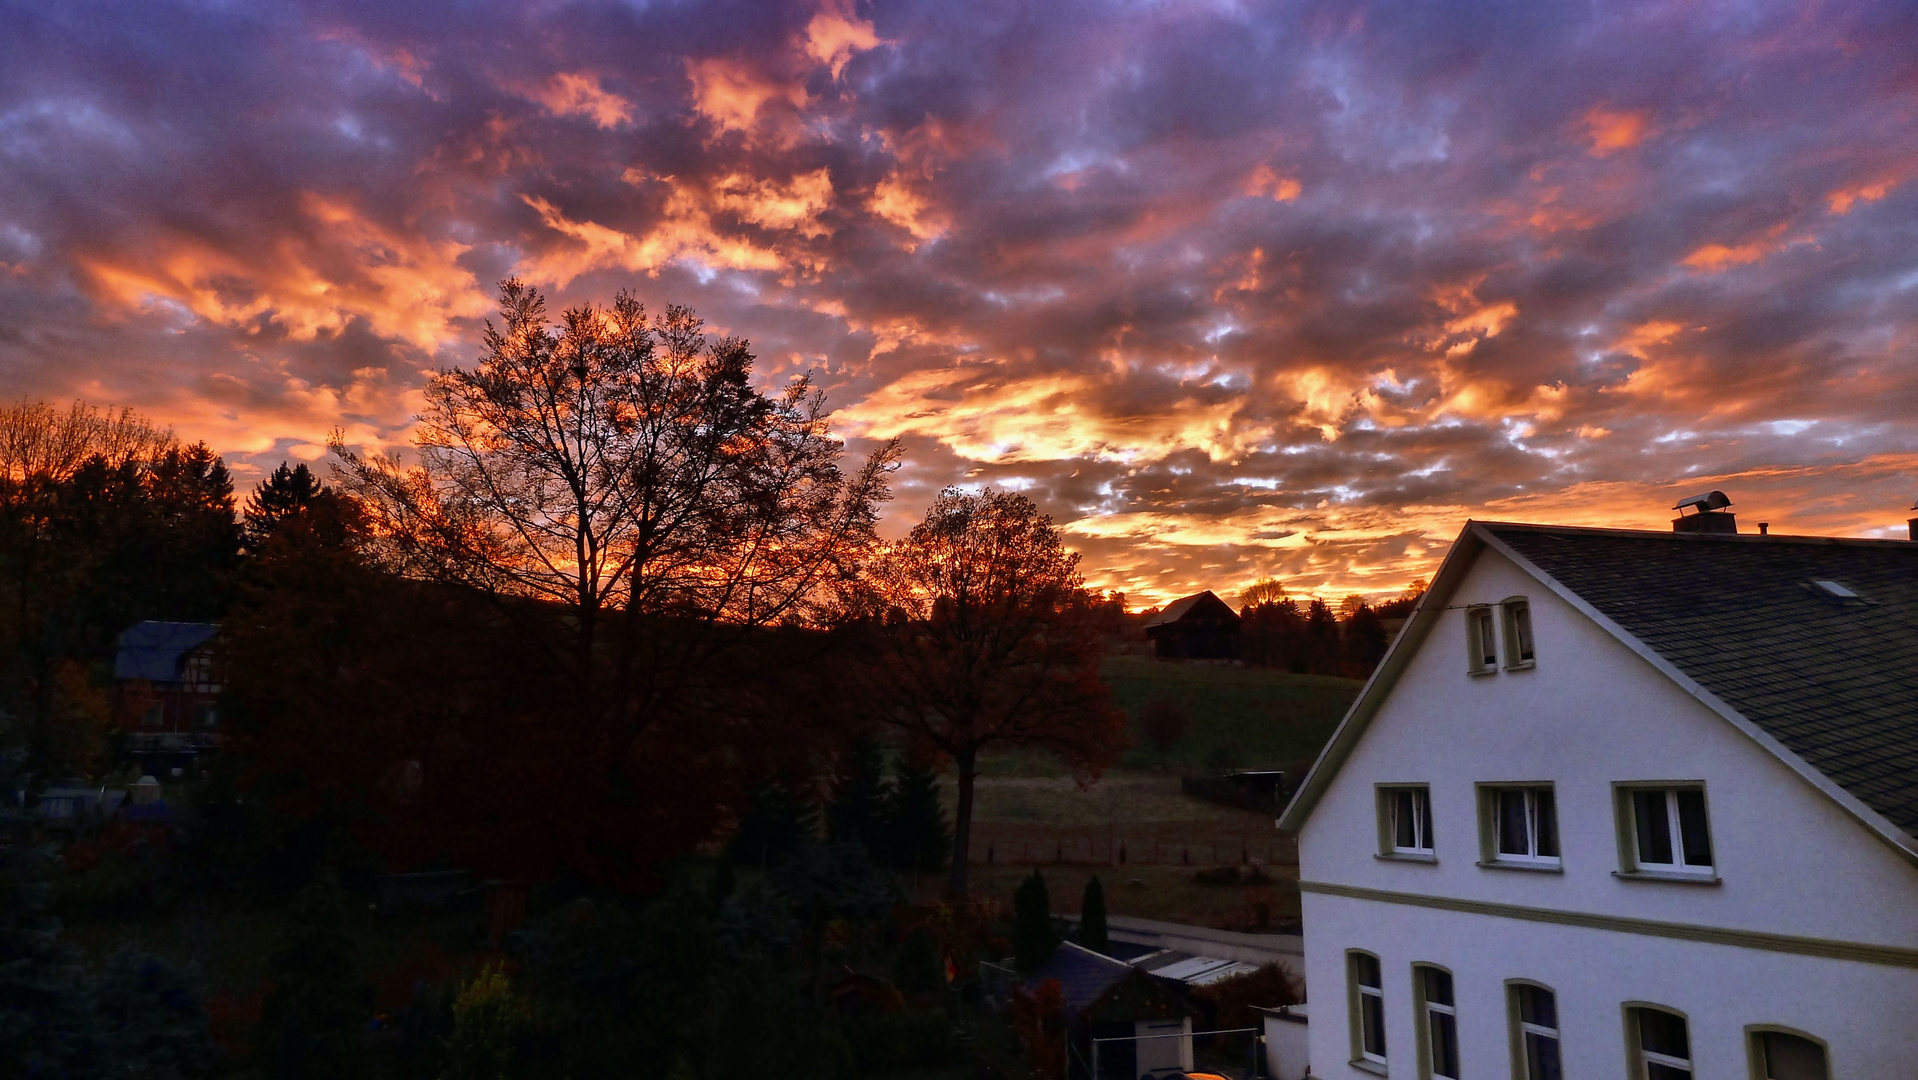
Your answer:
[1277,507,1918,1080]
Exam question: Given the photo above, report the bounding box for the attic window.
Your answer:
[1502,598,1535,669]
[1466,606,1498,675]
[1810,580,1857,599]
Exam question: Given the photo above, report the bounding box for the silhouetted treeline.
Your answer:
[0,401,239,780]
[1234,581,1426,678]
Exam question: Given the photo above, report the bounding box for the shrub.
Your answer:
[1139,698,1190,758]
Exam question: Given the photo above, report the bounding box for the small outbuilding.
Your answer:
[1015,941,1198,1080]
[1143,592,1240,661]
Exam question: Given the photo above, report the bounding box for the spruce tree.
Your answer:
[727,783,816,866]
[260,873,369,1079]
[1079,876,1108,954]
[1012,871,1057,972]
[826,736,889,856]
[882,759,950,872]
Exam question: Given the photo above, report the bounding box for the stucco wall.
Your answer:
[1301,892,1918,1079]
[1293,542,1918,1076]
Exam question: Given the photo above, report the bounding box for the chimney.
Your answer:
[1908,500,1917,542]
[1672,490,1736,535]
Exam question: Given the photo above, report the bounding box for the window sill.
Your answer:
[1503,659,1536,672]
[1477,859,1563,874]
[1466,667,1497,677]
[1348,1057,1389,1076]
[1612,869,1721,886]
[1375,852,1437,865]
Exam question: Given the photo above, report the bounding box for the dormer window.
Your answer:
[1466,606,1498,674]
[1502,598,1535,668]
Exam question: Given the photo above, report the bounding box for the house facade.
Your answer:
[113,620,222,774]
[1279,516,1918,1080]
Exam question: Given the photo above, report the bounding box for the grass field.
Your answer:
[1102,656,1361,773]
[946,658,1359,929]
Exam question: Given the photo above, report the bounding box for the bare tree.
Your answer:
[847,487,1126,899]
[333,279,898,749]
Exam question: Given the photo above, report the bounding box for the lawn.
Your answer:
[974,658,1359,780]
[937,772,1301,932]
[1101,656,1361,774]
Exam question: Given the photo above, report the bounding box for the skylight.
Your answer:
[1812,579,1858,598]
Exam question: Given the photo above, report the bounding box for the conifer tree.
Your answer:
[260,874,369,1079]
[1079,876,1108,954]
[1012,871,1057,972]
[826,736,889,856]
[882,758,949,873]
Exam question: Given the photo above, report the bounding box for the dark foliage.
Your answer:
[1079,876,1108,953]
[259,874,370,1079]
[880,756,950,873]
[1012,870,1057,972]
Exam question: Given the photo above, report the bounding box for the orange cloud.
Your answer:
[524,72,634,129]
[868,172,948,246]
[1827,176,1900,215]
[805,0,883,79]
[1243,164,1302,202]
[80,193,486,349]
[1583,106,1651,156]
[686,56,808,137]
[837,361,1268,464]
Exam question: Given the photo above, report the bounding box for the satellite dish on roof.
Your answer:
[1673,490,1731,514]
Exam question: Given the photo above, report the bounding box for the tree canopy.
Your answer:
[846,486,1125,898]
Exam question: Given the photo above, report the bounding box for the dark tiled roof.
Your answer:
[1018,942,1135,1019]
[1488,524,1918,837]
[113,621,218,682]
[1146,591,1239,628]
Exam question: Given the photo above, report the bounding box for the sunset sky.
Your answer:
[3,0,1917,605]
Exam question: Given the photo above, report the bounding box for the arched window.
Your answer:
[1507,981,1561,1080]
[1625,1004,1692,1079]
[1412,963,1459,1080]
[1347,951,1387,1067]
[1748,1026,1829,1080]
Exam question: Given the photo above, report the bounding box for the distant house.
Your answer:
[113,621,221,774]
[1144,591,1240,660]
[1015,941,1197,1079]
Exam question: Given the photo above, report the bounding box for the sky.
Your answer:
[3,0,1917,607]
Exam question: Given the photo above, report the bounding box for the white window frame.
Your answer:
[1349,950,1387,1068]
[1479,784,1560,868]
[1616,784,1715,878]
[1466,605,1498,674]
[1501,596,1535,668]
[1746,1025,1830,1080]
[1379,784,1435,858]
[1626,1004,1693,1079]
[1412,963,1459,1080]
[1507,981,1561,1080]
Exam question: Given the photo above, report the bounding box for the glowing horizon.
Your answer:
[4,1,1916,609]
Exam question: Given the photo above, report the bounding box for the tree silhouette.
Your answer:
[846,488,1125,899]
[328,282,898,884]
[1079,876,1108,954]
[1012,870,1057,972]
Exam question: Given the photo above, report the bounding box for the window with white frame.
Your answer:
[1628,1005,1692,1079]
[1413,965,1459,1080]
[1466,605,1498,673]
[1502,597,1535,667]
[1380,785,1435,856]
[1750,1029,1829,1080]
[1349,951,1387,1066]
[1619,785,1714,875]
[1481,785,1559,866]
[1510,983,1561,1080]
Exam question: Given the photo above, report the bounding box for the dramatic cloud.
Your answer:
[3,0,1917,605]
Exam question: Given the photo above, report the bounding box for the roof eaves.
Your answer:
[1474,524,1918,866]
[1277,522,1488,832]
